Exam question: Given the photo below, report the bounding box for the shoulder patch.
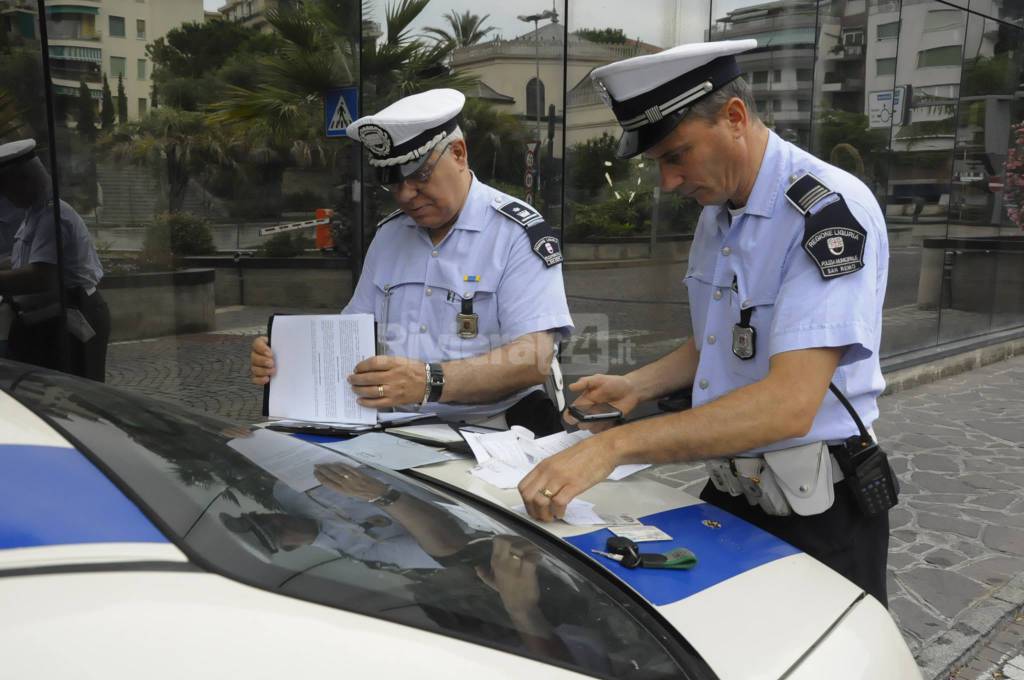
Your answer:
[376,208,403,228]
[491,197,563,267]
[801,195,867,279]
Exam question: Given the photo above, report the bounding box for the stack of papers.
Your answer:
[319,433,454,470]
[461,427,649,490]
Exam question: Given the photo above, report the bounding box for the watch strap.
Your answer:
[427,362,445,402]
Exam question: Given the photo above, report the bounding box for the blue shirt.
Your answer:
[12,199,103,291]
[344,176,574,420]
[685,131,888,454]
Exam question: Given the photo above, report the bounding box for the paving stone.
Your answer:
[914,453,963,473]
[912,471,978,494]
[899,567,987,619]
[972,493,1019,510]
[925,548,966,567]
[889,552,919,569]
[890,595,947,642]
[964,420,1024,445]
[982,526,1024,556]
[917,512,983,539]
[963,557,1024,587]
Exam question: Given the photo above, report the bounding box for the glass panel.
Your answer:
[562,0,710,385]
[1,9,95,377]
[811,0,939,358]
[939,13,1024,340]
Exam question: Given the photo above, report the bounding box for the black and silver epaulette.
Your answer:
[491,196,563,267]
[376,208,404,228]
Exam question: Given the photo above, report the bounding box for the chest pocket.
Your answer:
[371,273,424,351]
[727,256,784,381]
[432,276,500,361]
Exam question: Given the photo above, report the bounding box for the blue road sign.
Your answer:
[324,87,359,138]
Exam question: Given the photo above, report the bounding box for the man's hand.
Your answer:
[476,536,543,619]
[518,435,619,522]
[314,463,389,501]
[564,374,642,433]
[349,355,425,408]
[250,336,275,385]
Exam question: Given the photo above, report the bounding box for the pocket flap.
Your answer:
[763,442,834,516]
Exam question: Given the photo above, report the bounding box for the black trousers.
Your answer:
[700,478,890,606]
[504,390,562,437]
[9,289,111,382]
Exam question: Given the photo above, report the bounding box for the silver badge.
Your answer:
[358,124,393,157]
[732,325,756,360]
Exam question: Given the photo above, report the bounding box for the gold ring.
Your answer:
[377,384,385,398]
[540,488,555,499]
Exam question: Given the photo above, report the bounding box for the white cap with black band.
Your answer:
[346,88,465,185]
[591,39,758,159]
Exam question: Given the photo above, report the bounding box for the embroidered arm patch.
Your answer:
[492,197,563,267]
[801,196,867,279]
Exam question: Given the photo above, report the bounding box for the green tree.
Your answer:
[567,133,632,198]
[0,87,23,141]
[151,81,159,109]
[575,28,628,44]
[101,107,231,213]
[814,110,888,182]
[147,19,281,112]
[0,47,47,142]
[117,73,128,124]
[74,80,97,140]
[100,74,115,130]
[423,10,496,48]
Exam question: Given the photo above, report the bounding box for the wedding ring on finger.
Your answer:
[377,384,385,398]
[540,488,556,499]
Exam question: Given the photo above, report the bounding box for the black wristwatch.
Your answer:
[426,362,445,403]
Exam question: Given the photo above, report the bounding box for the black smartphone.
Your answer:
[568,403,623,422]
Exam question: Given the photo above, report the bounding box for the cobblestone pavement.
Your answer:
[106,322,1024,679]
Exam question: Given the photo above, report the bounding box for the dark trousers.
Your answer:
[700,478,890,606]
[9,289,111,382]
[504,390,562,437]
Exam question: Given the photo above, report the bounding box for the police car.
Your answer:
[0,360,919,679]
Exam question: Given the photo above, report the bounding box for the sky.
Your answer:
[201,0,758,48]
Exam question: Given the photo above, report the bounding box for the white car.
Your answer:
[0,361,920,679]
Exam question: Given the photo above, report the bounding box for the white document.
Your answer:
[512,499,605,526]
[386,423,466,445]
[268,314,376,425]
[464,427,650,489]
[227,428,344,492]
[608,525,673,542]
[319,433,451,470]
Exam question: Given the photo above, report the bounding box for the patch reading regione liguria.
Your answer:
[492,196,563,267]
[800,197,867,279]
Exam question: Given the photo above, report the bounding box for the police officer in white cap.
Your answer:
[0,139,110,381]
[250,89,573,433]
[518,41,896,604]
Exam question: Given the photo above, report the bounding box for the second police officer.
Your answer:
[518,41,898,605]
[251,89,573,434]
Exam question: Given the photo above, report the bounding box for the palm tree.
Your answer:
[423,10,497,49]
[101,108,233,214]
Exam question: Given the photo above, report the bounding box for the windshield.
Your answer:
[4,365,714,680]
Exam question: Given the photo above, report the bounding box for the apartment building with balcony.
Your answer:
[1,0,204,120]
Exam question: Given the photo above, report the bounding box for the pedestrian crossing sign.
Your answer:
[324,86,359,138]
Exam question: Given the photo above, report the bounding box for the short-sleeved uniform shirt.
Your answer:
[685,131,888,454]
[12,199,103,291]
[344,176,574,420]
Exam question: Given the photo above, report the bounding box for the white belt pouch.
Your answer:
[762,441,835,516]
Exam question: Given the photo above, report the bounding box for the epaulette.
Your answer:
[491,196,563,267]
[376,208,403,228]
[785,172,866,280]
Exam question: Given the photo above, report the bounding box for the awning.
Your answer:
[53,85,101,100]
[46,5,100,15]
[49,45,101,62]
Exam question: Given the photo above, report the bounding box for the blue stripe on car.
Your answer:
[564,502,799,606]
[0,444,167,550]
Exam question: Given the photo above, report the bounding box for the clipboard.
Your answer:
[261,313,380,418]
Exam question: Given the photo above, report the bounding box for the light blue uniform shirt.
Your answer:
[685,131,888,454]
[344,176,574,420]
[12,199,103,291]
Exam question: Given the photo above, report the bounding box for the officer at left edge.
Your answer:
[0,138,110,381]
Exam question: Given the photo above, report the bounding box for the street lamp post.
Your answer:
[517,8,557,203]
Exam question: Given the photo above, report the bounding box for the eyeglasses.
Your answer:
[385,141,452,192]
